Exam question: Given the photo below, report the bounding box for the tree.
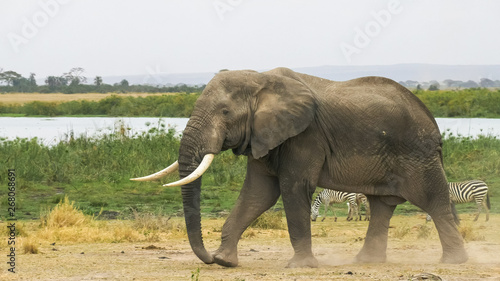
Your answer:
[63,67,87,86]
[120,79,129,87]
[460,80,479,88]
[0,70,22,86]
[428,81,440,91]
[45,76,68,88]
[428,84,439,91]
[94,76,103,87]
[28,73,37,87]
[479,78,495,88]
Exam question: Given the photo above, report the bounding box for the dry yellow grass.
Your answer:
[2,214,499,280]
[27,196,186,244]
[0,92,178,105]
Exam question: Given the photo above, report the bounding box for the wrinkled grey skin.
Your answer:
[175,67,467,268]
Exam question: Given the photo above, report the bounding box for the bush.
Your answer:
[41,196,89,228]
[250,210,285,230]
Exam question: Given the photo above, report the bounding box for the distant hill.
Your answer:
[102,64,500,87]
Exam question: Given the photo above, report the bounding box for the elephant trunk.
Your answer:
[177,129,218,264]
[180,177,214,264]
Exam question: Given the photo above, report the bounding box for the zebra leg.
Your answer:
[474,200,482,222]
[355,195,397,263]
[321,202,329,222]
[484,198,490,222]
[354,202,360,221]
[364,199,370,221]
[349,202,358,221]
[332,205,338,222]
[345,203,351,221]
[212,158,281,267]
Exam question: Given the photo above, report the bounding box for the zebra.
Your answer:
[348,193,371,221]
[427,180,491,222]
[311,189,359,222]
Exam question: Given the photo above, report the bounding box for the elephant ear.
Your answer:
[251,76,316,159]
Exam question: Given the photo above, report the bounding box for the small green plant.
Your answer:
[190,267,200,281]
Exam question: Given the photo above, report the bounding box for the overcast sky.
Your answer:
[1,0,499,79]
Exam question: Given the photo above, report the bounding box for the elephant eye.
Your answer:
[222,109,230,115]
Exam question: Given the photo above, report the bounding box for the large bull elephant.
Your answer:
[132,67,467,268]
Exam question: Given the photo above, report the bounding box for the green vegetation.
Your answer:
[1,122,498,221]
[0,94,200,117]
[2,88,500,118]
[414,88,500,117]
[0,123,245,220]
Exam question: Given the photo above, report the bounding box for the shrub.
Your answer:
[459,223,485,241]
[41,196,89,228]
[250,210,285,230]
[22,238,40,254]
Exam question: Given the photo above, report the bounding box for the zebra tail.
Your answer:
[486,193,491,210]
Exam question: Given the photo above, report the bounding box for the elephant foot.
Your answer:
[440,249,468,264]
[286,253,319,268]
[211,248,238,267]
[355,249,386,263]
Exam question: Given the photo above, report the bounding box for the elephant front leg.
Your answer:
[281,181,319,268]
[355,196,397,263]
[212,158,280,267]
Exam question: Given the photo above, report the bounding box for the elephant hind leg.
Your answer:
[355,195,397,263]
[403,170,468,264]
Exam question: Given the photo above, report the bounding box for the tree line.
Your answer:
[0,67,205,94]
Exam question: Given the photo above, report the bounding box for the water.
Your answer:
[0,117,188,146]
[1,117,499,146]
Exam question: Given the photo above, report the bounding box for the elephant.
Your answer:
[131,67,468,268]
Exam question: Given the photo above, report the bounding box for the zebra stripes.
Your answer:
[449,180,491,221]
[427,180,491,222]
[311,189,366,222]
[348,193,370,221]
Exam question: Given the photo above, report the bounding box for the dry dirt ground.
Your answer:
[0,93,176,105]
[2,215,500,280]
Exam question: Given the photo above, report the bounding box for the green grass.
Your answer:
[1,126,499,221]
[1,88,500,118]
[414,88,500,117]
[0,94,200,117]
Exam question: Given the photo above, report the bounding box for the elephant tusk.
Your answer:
[130,161,179,181]
[163,154,215,187]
